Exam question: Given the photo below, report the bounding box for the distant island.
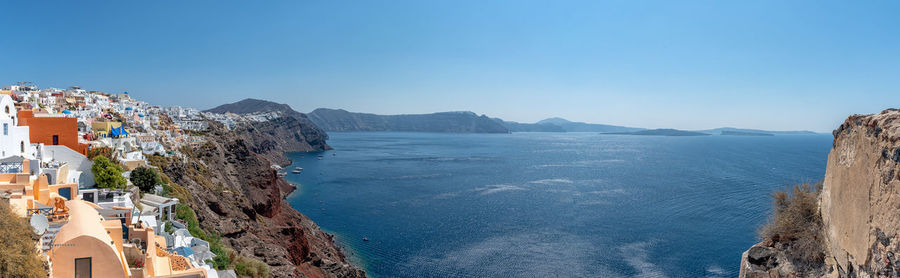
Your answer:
[696,127,817,135]
[307,108,509,133]
[607,128,711,136]
[530,117,644,133]
[493,118,565,132]
[293,108,819,135]
[720,130,774,136]
[304,109,647,133]
[500,118,815,135]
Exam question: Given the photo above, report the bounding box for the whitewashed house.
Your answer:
[0,95,33,159]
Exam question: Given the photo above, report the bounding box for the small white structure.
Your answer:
[42,145,95,188]
[139,193,179,235]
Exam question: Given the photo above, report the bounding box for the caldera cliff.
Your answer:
[740,109,900,278]
[153,101,364,278]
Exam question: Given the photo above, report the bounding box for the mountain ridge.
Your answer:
[204,98,331,153]
[307,108,510,133]
[207,100,819,135]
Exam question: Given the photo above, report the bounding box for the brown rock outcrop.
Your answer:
[820,109,900,277]
[204,98,331,166]
[739,109,900,278]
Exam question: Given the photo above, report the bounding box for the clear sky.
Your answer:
[1,1,898,132]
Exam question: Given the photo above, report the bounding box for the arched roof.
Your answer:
[52,200,118,252]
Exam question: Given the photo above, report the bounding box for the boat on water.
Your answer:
[317,155,324,160]
[292,167,303,174]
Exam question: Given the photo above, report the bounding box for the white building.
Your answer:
[0,95,34,159]
[41,145,95,188]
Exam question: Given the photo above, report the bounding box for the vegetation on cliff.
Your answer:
[147,120,365,278]
[147,155,271,278]
[0,202,48,278]
[130,166,161,192]
[757,182,826,272]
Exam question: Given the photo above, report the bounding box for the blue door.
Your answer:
[121,219,129,240]
[58,187,71,200]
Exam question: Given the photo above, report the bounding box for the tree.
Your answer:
[130,166,160,193]
[0,202,48,278]
[92,156,126,189]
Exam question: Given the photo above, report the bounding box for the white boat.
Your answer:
[292,167,303,174]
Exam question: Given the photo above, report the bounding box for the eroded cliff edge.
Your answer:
[820,109,900,277]
[740,109,900,278]
[154,115,364,277]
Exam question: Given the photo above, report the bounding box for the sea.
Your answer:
[284,132,833,278]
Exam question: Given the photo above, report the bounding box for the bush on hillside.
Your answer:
[175,204,231,270]
[231,251,270,278]
[0,202,48,278]
[92,156,127,189]
[130,166,161,193]
[758,182,826,270]
[88,147,114,161]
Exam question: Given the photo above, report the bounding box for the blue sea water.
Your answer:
[285,132,832,278]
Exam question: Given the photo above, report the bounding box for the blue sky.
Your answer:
[1,1,898,132]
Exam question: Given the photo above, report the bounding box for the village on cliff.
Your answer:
[0,82,278,278]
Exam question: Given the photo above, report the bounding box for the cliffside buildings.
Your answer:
[0,83,217,278]
[18,110,90,155]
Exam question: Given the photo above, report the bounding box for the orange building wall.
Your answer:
[17,110,88,155]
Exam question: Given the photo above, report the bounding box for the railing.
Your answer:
[26,208,52,216]
[27,209,69,222]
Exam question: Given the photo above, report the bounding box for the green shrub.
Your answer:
[92,156,126,189]
[758,182,825,271]
[233,253,270,278]
[130,166,161,193]
[175,204,232,270]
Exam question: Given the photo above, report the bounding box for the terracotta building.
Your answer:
[17,110,88,155]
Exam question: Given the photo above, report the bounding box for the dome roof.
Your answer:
[52,200,117,252]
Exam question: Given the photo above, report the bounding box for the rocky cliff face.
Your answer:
[206,99,331,161]
[155,120,364,278]
[238,116,331,166]
[739,109,900,278]
[820,109,900,277]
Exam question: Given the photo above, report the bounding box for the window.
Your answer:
[20,141,24,153]
[2,123,6,135]
[52,135,59,145]
[75,257,91,278]
[82,192,94,202]
[4,106,8,114]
